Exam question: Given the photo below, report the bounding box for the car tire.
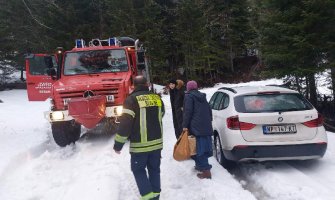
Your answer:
[214,133,236,169]
[52,121,81,147]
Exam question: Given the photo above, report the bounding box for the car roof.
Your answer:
[218,86,298,95]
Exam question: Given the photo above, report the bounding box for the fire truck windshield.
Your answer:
[64,49,128,75]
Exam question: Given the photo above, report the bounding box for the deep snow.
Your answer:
[0,79,335,200]
[0,89,254,200]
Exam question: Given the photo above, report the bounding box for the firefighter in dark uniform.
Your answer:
[114,76,164,200]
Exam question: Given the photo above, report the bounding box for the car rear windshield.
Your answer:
[64,49,128,75]
[234,93,313,113]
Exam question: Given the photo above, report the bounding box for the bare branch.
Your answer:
[44,0,61,10]
[21,0,53,30]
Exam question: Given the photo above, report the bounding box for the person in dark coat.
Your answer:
[168,79,179,139]
[182,80,213,179]
[173,80,185,139]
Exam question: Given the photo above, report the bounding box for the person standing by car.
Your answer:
[168,79,179,139]
[114,76,165,200]
[173,79,185,139]
[182,80,213,179]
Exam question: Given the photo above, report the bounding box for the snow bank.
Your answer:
[0,90,255,200]
[1,78,335,200]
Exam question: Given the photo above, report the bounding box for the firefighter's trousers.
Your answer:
[131,150,161,200]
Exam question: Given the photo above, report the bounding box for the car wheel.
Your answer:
[214,134,236,169]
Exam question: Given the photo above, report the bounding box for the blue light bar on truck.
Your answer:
[75,39,85,48]
[108,37,120,46]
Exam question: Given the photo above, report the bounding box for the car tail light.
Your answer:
[227,116,256,130]
[317,142,327,145]
[302,113,324,128]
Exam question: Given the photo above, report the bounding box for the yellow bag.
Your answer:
[173,130,191,161]
[188,135,197,156]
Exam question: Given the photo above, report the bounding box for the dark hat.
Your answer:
[169,79,177,85]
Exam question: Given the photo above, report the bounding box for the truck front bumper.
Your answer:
[44,106,123,122]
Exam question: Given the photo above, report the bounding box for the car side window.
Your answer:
[218,93,230,110]
[213,92,224,110]
[209,92,219,109]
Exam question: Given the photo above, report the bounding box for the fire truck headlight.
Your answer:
[56,47,64,54]
[50,111,64,121]
[115,106,123,116]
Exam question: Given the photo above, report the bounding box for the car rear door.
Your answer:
[25,54,57,101]
[235,92,319,142]
[210,91,230,133]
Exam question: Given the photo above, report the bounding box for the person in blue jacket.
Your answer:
[182,80,213,179]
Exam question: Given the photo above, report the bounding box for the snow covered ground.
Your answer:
[0,79,335,200]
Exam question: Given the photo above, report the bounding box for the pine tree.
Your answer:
[259,0,335,105]
[174,0,207,82]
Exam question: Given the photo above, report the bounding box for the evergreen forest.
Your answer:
[1,0,335,106]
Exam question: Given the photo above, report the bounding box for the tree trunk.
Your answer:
[308,73,317,107]
[330,67,335,106]
[295,75,301,93]
[305,76,310,99]
[230,42,234,72]
[98,0,103,38]
[20,65,24,81]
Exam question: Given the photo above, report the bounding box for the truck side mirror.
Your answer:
[25,53,34,59]
[47,68,57,76]
[137,63,145,70]
[44,56,54,69]
[137,51,146,70]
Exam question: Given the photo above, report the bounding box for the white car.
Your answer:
[209,86,327,168]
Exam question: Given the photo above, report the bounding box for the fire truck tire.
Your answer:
[68,122,81,142]
[51,121,81,147]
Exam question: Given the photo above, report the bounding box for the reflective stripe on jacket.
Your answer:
[114,85,164,153]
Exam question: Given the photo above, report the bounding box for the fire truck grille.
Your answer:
[57,88,120,108]
[59,88,118,98]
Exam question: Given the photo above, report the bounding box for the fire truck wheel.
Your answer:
[51,121,81,147]
[68,122,81,142]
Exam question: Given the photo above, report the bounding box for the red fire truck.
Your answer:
[25,37,151,147]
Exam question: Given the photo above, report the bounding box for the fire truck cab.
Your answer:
[25,37,151,147]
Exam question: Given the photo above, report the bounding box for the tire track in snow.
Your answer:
[286,159,335,194]
[228,132,335,200]
[0,128,105,180]
[229,160,333,200]
[0,140,55,181]
[0,133,117,200]
[229,163,272,200]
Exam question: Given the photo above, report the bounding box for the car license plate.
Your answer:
[263,124,297,134]
[106,95,115,102]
